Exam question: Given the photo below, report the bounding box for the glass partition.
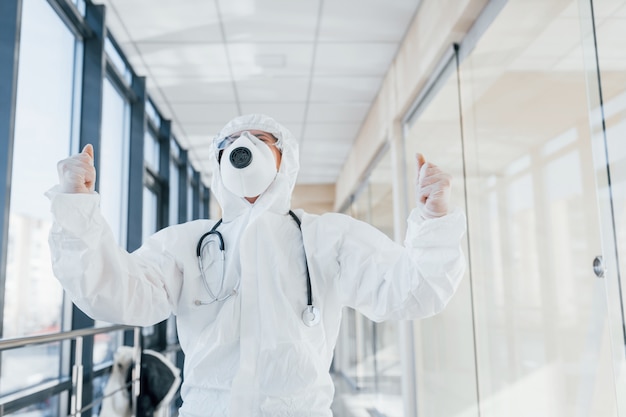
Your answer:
[334,149,403,416]
[459,0,619,415]
[582,0,626,407]
[404,54,478,417]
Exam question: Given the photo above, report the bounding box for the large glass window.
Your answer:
[144,130,160,173]
[146,99,161,129]
[104,37,131,86]
[187,165,194,221]
[143,187,158,242]
[458,0,618,415]
[95,78,130,366]
[169,140,180,225]
[144,128,161,241]
[200,185,210,219]
[99,78,130,247]
[2,0,82,395]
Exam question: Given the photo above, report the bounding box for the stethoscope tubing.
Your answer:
[287,211,313,306]
[196,211,319,326]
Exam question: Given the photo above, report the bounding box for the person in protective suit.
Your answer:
[48,114,466,417]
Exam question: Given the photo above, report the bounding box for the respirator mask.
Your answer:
[219,131,278,198]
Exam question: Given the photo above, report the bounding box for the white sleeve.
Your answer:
[47,188,183,326]
[323,207,466,322]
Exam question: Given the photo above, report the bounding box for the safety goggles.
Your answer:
[215,135,239,150]
[215,131,282,151]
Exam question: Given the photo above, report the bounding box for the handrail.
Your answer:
[0,324,133,351]
[0,325,140,417]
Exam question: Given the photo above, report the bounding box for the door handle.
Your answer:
[593,256,606,278]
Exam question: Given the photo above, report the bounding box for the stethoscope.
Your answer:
[194,210,321,327]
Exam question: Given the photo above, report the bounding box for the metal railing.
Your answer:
[0,325,140,417]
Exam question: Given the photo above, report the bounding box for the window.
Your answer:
[143,187,158,242]
[169,140,181,225]
[2,0,82,394]
[146,99,161,129]
[99,78,130,247]
[73,0,86,16]
[187,165,194,221]
[457,0,615,414]
[144,130,160,173]
[104,37,131,86]
[94,78,130,363]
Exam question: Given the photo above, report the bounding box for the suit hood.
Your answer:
[209,114,299,221]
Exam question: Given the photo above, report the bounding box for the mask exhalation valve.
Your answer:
[230,147,252,169]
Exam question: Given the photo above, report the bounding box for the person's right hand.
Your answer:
[57,144,96,193]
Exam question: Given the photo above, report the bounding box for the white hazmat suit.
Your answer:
[48,114,466,416]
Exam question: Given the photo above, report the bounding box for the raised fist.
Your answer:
[56,144,96,193]
[415,153,451,218]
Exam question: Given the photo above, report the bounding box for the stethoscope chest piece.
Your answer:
[302,305,321,327]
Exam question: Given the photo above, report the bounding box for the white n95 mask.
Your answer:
[220,132,278,198]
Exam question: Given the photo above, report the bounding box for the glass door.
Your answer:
[458,0,620,415]
[582,0,626,414]
[403,52,479,417]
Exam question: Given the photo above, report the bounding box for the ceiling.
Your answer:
[92,0,422,186]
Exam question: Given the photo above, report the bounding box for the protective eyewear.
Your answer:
[215,131,282,151]
[215,135,238,150]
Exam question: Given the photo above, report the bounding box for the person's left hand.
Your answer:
[415,153,451,218]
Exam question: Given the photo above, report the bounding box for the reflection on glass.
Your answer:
[460,0,617,415]
[404,55,478,417]
[2,0,77,395]
[100,78,130,246]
